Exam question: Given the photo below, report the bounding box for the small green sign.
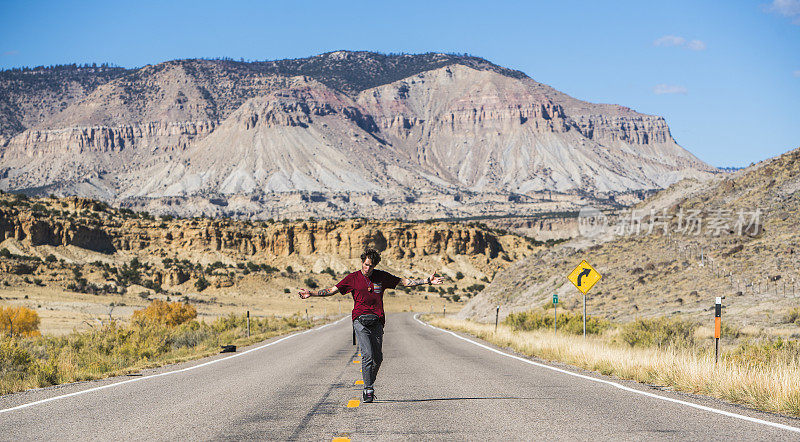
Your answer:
[553,294,559,304]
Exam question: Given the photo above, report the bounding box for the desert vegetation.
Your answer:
[0,300,317,395]
[426,308,800,417]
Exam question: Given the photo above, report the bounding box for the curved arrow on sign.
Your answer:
[577,268,591,286]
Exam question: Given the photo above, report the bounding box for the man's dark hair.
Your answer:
[360,248,381,266]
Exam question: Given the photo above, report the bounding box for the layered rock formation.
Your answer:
[0,195,531,279]
[0,52,717,219]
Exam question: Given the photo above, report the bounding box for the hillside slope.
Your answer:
[459,146,800,330]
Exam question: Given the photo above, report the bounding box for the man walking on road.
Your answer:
[299,248,444,403]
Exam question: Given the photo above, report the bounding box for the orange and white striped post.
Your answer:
[714,297,722,364]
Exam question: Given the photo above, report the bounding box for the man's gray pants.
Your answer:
[353,319,383,388]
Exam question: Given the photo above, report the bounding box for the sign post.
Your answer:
[246,310,250,338]
[495,305,500,332]
[714,297,722,364]
[567,260,602,339]
[553,294,558,336]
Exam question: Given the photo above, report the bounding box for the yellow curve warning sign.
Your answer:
[567,260,602,294]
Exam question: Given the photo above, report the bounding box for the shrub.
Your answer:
[304,278,318,289]
[727,338,800,368]
[286,266,294,274]
[195,277,209,292]
[132,300,197,327]
[618,317,696,348]
[0,338,37,383]
[504,309,610,335]
[784,307,800,325]
[455,272,464,280]
[284,288,291,294]
[0,306,41,338]
[45,254,57,263]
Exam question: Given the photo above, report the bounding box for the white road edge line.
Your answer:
[0,316,349,414]
[414,314,800,434]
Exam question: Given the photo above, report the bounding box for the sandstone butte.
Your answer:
[0,195,534,289]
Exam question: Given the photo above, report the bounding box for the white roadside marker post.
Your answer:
[247,310,250,338]
[495,305,500,332]
[714,297,722,364]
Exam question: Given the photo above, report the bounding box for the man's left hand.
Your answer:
[428,272,444,285]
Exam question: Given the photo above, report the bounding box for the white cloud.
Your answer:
[794,70,800,77]
[766,0,800,24]
[653,84,688,95]
[2,50,19,56]
[686,40,707,51]
[653,35,706,50]
[654,35,686,47]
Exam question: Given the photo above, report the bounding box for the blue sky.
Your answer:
[1,0,798,167]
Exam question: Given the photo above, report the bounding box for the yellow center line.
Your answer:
[347,399,360,408]
[354,380,364,385]
[332,438,351,442]
[353,360,361,364]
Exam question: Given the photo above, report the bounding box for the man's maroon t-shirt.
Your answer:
[336,269,400,325]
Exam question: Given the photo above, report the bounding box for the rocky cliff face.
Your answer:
[0,52,716,220]
[0,195,532,281]
[0,208,115,253]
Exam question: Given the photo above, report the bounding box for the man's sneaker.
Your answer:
[362,387,375,403]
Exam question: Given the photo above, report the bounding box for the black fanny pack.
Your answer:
[357,314,380,327]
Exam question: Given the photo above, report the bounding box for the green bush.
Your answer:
[504,309,610,335]
[784,307,800,325]
[195,277,209,292]
[455,272,464,280]
[727,338,800,368]
[304,278,318,289]
[618,317,696,348]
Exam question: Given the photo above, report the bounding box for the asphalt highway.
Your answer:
[1,313,799,441]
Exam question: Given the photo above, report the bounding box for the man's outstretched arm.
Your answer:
[399,272,445,287]
[298,285,340,299]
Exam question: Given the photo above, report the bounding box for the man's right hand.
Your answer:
[298,289,313,299]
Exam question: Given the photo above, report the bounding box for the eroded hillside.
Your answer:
[461,146,800,332]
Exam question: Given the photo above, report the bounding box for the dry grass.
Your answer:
[0,313,322,395]
[425,316,800,417]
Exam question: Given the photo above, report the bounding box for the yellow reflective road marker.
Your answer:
[347,400,360,408]
[567,260,602,294]
[332,438,351,442]
[355,380,364,385]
